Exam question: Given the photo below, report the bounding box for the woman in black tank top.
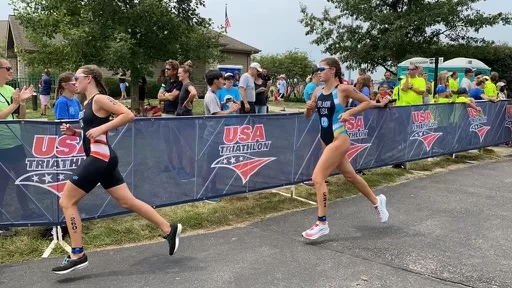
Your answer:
[175,61,197,116]
[52,65,182,275]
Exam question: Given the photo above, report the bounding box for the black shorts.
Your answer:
[70,155,125,193]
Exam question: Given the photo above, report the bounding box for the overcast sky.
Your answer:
[2,0,511,80]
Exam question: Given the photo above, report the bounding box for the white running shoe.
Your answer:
[375,194,389,223]
[302,222,330,240]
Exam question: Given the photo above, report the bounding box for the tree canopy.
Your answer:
[10,0,223,105]
[300,0,512,73]
[253,50,314,82]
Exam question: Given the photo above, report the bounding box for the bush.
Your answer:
[286,92,305,102]
[147,81,161,99]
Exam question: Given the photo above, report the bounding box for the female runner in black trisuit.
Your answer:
[52,65,182,274]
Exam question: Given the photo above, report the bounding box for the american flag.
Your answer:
[224,4,231,32]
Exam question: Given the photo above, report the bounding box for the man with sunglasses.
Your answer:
[398,64,426,106]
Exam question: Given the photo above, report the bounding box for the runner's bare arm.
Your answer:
[93,94,135,133]
[340,86,371,116]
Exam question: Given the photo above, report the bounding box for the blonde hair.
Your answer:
[180,60,193,77]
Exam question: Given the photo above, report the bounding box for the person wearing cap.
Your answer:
[497,82,507,100]
[461,68,474,93]
[238,63,260,114]
[217,73,241,114]
[484,72,499,100]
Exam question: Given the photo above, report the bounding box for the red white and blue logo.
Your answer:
[15,135,85,197]
[467,107,490,143]
[213,125,275,184]
[345,116,371,160]
[410,110,442,151]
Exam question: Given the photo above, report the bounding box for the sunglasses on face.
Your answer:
[408,68,417,71]
[0,66,12,72]
[74,74,90,81]
[317,66,331,72]
[165,67,174,71]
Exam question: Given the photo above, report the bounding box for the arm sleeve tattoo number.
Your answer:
[107,96,118,105]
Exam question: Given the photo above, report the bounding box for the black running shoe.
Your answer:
[164,223,182,255]
[51,254,88,274]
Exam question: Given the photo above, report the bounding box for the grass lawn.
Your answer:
[267,101,306,110]
[23,98,206,121]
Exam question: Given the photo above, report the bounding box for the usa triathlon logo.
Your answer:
[410,111,442,151]
[505,105,512,132]
[345,116,371,161]
[15,135,85,197]
[467,107,490,143]
[212,125,275,184]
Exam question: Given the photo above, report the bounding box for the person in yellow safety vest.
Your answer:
[399,64,426,106]
[484,72,499,99]
[448,71,459,99]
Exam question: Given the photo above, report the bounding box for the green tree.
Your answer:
[10,0,223,108]
[300,0,512,73]
[252,50,314,98]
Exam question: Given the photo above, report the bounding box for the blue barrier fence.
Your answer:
[1,101,511,227]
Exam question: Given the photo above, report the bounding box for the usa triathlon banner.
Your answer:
[1,101,511,226]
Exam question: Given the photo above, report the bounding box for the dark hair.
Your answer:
[476,79,485,87]
[55,72,75,98]
[205,70,223,86]
[180,60,193,78]
[44,69,51,76]
[78,64,108,95]
[490,72,499,82]
[320,57,342,83]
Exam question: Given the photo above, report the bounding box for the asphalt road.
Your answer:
[1,159,512,288]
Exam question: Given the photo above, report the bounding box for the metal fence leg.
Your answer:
[41,226,71,258]
[271,185,316,205]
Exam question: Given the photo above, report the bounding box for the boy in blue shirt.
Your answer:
[217,73,241,114]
